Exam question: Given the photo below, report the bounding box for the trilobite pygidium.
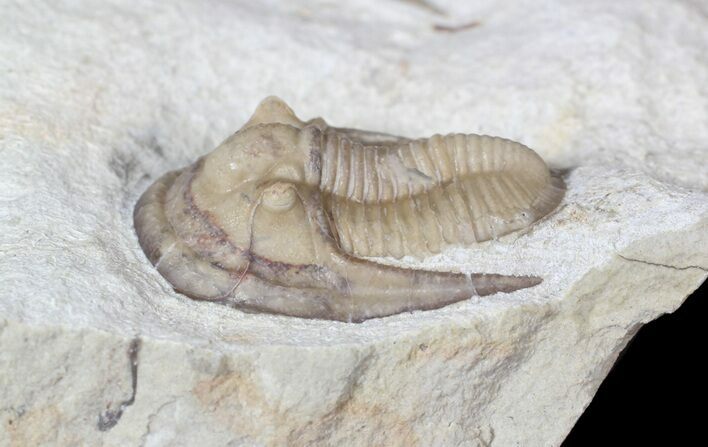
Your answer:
[134,97,565,322]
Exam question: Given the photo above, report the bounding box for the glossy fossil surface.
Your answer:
[134,97,565,322]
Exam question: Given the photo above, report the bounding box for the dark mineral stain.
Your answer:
[145,135,165,158]
[108,151,140,182]
[433,21,481,33]
[97,338,141,432]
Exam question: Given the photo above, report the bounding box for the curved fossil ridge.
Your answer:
[134,96,564,322]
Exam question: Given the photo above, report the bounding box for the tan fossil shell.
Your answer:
[134,97,565,322]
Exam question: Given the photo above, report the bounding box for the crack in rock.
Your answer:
[97,338,142,431]
[139,397,179,446]
[618,254,707,272]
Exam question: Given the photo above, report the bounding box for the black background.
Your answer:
[562,280,705,445]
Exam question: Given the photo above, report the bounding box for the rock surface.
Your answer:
[1,1,706,446]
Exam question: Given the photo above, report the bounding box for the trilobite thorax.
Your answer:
[318,129,564,258]
[134,97,565,322]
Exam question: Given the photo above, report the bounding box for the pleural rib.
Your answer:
[320,131,565,258]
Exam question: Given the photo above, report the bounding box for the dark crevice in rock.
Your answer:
[97,338,142,431]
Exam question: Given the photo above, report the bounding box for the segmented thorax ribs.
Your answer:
[320,131,565,258]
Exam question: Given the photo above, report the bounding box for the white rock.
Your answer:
[1,1,706,446]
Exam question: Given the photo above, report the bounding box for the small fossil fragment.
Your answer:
[134,97,564,322]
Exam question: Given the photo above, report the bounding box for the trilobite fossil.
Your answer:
[134,97,565,322]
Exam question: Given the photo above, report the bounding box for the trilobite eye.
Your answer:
[262,183,298,212]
